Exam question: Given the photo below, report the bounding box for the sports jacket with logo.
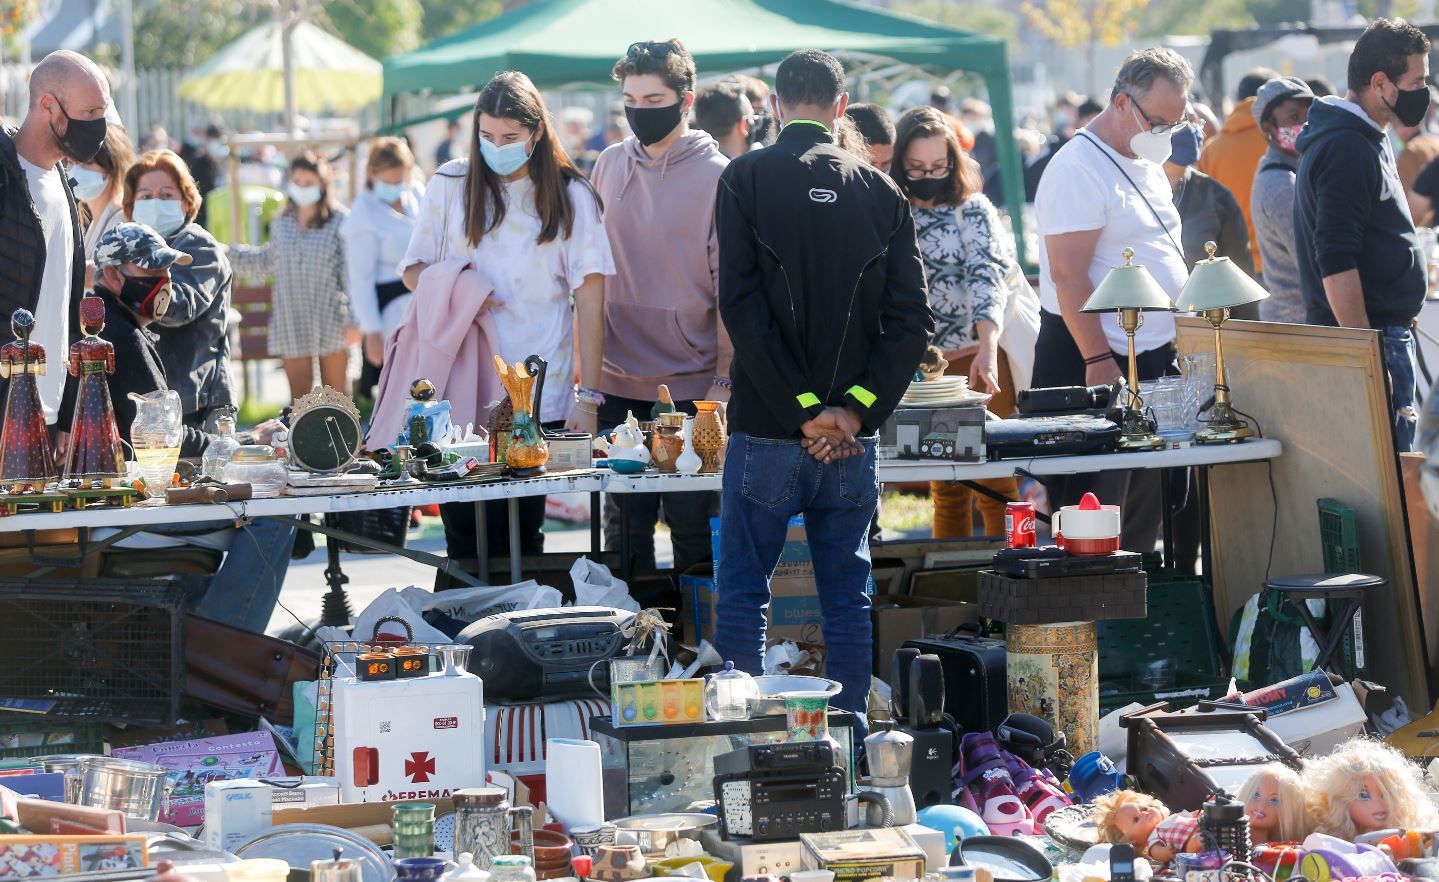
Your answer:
[716,121,932,439]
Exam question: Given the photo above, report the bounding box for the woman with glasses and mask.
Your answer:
[122,149,235,431]
[229,150,354,399]
[399,69,613,574]
[892,106,1039,538]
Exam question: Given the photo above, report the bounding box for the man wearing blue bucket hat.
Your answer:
[1162,119,1257,318]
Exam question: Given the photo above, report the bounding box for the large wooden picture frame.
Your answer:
[1175,317,1429,707]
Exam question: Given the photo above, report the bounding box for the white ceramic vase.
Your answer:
[676,416,702,475]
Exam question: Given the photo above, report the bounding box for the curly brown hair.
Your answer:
[611,39,696,97]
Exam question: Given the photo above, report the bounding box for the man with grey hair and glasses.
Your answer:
[1033,48,1193,552]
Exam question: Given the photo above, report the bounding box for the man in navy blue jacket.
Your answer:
[1294,18,1430,450]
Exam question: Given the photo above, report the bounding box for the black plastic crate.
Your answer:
[0,717,107,760]
[0,579,184,725]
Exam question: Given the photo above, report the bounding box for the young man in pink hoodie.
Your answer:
[591,39,732,576]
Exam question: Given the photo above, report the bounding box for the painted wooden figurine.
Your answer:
[64,296,125,486]
[0,309,57,493]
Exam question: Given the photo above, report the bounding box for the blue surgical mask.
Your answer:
[68,166,107,201]
[1168,124,1203,167]
[288,184,322,207]
[479,135,533,176]
[129,198,187,237]
[207,140,230,159]
[372,180,407,203]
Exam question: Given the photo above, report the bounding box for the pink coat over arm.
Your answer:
[366,258,503,448]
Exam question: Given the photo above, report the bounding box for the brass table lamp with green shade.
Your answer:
[1175,241,1270,444]
[1081,247,1176,450]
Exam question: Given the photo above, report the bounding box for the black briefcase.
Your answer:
[984,414,1122,459]
[903,623,1007,737]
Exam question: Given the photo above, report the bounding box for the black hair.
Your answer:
[775,49,845,108]
[1348,18,1431,93]
[1305,74,1336,97]
[1237,67,1281,101]
[845,103,895,146]
[1077,98,1104,119]
[693,83,749,138]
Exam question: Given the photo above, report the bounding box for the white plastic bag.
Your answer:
[570,557,640,612]
[421,581,563,623]
[352,587,452,645]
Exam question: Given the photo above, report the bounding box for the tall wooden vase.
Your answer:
[692,400,726,473]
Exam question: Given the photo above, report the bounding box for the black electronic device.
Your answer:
[891,647,921,721]
[713,740,835,777]
[458,607,637,701]
[1110,844,1136,882]
[908,654,946,728]
[985,415,1123,460]
[993,548,1143,579]
[714,742,846,841]
[1016,383,1116,416]
[904,624,1007,738]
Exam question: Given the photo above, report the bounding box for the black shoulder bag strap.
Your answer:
[1075,132,1185,261]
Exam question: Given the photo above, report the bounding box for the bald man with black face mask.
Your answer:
[0,50,111,426]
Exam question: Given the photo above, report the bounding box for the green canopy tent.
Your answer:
[382,0,1028,260]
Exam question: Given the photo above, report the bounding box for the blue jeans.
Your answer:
[1382,326,1418,452]
[713,433,878,737]
[195,518,298,633]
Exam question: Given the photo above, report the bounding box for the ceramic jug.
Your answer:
[454,787,534,870]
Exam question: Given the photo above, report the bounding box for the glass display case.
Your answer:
[590,711,856,815]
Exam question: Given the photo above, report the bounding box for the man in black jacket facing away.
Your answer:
[713,49,932,733]
[0,50,110,426]
[1295,18,1430,450]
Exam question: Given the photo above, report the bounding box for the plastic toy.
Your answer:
[1093,789,1203,864]
[1308,739,1439,839]
[1240,763,1311,844]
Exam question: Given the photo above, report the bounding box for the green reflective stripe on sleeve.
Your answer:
[796,392,821,409]
[846,385,877,408]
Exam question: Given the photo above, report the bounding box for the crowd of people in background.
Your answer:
[4,20,1439,665]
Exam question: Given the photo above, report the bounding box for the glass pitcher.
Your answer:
[128,390,182,498]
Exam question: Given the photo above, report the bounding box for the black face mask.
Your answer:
[907,177,947,202]
[626,102,684,147]
[49,98,108,164]
[1387,83,1432,128]
[113,273,172,319]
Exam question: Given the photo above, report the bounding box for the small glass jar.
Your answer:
[488,856,536,882]
[222,445,289,496]
[200,409,242,480]
[704,660,760,721]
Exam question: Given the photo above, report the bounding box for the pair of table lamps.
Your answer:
[1083,241,1268,447]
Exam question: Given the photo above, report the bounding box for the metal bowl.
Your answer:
[750,675,842,716]
[613,813,718,856]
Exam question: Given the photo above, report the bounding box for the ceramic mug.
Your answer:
[783,691,830,742]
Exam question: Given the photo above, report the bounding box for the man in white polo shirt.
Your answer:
[1033,48,1193,551]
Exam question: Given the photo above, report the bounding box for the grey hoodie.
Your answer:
[1250,146,1307,323]
[591,129,732,402]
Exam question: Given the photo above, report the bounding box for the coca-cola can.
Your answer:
[1005,501,1037,549]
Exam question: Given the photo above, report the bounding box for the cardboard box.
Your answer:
[546,435,593,472]
[871,595,979,680]
[203,780,271,853]
[0,835,148,876]
[1231,672,1366,757]
[880,406,987,462]
[800,828,926,882]
[978,570,1148,624]
[264,776,340,810]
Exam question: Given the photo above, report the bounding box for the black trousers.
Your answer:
[1032,309,1179,553]
[598,394,718,575]
[437,419,564,585]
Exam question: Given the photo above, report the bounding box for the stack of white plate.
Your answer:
[899,375,990,408]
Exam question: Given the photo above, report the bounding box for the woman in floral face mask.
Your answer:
[1250,76,1316,324]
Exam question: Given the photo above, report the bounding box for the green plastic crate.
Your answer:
[1317,498,1367,678]
[0,718,106,760]
[1097,573,1229,715]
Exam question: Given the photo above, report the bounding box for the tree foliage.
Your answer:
[418,0,502,44]
[890,0,1018,44]
[131,0,258,69]
[321,0,422,59]
[1021,0,1149,50]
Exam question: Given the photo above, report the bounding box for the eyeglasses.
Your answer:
[627,41,677,61]
[1122,91,1189,135]
[905,164,952,180]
